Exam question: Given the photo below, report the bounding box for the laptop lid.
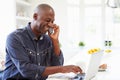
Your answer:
[84,50,104,80]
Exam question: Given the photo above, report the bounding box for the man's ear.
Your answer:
[33,13,37,20]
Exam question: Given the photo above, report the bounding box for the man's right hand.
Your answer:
[42,65,83,77]
[60,65,83,74]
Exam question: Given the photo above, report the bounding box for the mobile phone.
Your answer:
[49,28,53,34]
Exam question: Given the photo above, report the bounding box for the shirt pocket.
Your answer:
[25,48,37,63]
[39,47,52,66]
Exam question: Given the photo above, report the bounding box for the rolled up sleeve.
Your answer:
[51,50,64,66]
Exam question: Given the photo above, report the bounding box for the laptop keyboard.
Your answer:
[72,73,85,80]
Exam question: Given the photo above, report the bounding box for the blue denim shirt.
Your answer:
[3,23,64,80]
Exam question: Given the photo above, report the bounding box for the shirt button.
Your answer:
[30,51,32,54]
[38,63,40,65]
[37,53,39,55]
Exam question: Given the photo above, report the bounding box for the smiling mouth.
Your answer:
[45,25,49,30]
[40,25,49,34]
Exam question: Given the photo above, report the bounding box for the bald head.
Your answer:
[34,4,54,15]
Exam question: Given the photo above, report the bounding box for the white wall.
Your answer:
[0,0,16,57]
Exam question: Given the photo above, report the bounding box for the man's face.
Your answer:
[35,9,55,34]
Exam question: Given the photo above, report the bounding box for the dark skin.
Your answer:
[30,5,83,77]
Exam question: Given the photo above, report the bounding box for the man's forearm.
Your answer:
[42,65,83,77]
[52,39,60,56]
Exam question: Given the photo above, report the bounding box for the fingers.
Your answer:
[99,64,107,69]
[65,65,83,74]
[48,23,59,33]
[77,66,83,74]
[74,66,83,74]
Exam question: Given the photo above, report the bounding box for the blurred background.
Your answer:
[0,0,120,68]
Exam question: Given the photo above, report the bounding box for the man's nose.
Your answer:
[48,22,54,28]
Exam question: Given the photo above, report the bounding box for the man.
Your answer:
[3,4,82,80]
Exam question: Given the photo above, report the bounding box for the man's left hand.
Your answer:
[48,23,59,40]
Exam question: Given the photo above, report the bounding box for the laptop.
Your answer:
[73,50,104,80]
[47,50,104,80]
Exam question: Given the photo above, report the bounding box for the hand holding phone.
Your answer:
[48,23,59,40]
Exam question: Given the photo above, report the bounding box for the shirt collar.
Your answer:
[26,22,44,41]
